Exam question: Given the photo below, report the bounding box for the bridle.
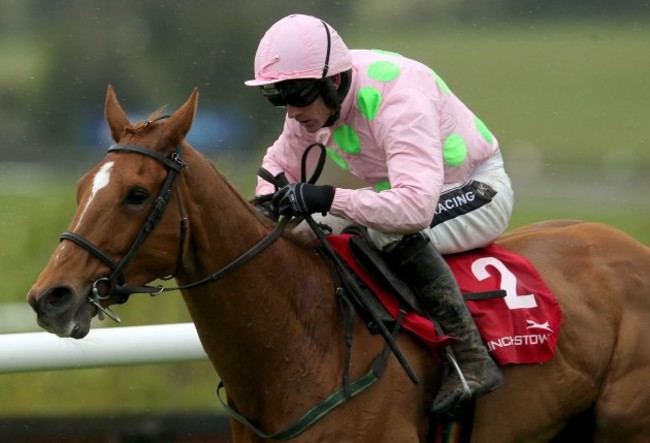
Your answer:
[60,142,189,321]
[60,140,290,323]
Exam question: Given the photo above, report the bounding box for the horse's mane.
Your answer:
[202,158,316,250]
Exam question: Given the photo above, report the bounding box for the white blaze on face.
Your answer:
[73,161,114,232]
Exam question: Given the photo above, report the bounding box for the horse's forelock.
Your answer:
[125,106,169,134]
[146,106,169,123]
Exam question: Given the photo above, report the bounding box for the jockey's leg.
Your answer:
[378,232,503,414]
[426,152,513,255]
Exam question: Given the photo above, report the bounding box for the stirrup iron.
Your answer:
[444,350,472,403]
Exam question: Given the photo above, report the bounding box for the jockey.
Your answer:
[246,13,512,414]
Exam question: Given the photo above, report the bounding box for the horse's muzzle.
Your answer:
[27,285,92,338]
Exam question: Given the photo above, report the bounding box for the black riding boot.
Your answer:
[381,233,503,415]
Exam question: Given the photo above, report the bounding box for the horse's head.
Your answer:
[27,85,198,338]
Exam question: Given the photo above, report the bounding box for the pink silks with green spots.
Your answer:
[257,48,501,235]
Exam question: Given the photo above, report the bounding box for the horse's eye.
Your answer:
[126,187,150,205]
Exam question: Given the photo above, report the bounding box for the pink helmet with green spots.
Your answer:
[244,14,353,86]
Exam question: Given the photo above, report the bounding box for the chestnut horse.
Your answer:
[28,87,650,442]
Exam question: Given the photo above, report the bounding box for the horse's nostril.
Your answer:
[43,286,74,308]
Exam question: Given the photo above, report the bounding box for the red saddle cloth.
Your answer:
[326,234,562,366]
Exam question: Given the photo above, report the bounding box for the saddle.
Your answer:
[319,226,503,341]
[317,225,562,369]
[333,226,427,333]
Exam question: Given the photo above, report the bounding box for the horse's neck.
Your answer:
[176,150,340,402]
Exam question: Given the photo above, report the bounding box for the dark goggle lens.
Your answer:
[260,80,322,107]
[263,92,286,107]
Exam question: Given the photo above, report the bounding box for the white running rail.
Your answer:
[0,323,207,373]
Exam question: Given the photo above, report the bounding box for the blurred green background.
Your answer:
[0,0,648,419]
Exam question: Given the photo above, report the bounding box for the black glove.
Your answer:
[255,199,279,222]
[272,183,335,217]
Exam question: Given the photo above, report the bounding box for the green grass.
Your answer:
[1,188,74,304]
[511,200,650,244]
[1,20,648,418]
[0,362,219,416]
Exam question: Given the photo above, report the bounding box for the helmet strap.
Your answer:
[320,21,331,79]
[321,69,352,127]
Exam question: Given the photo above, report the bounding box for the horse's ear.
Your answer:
[104,85,132,142]
[162,88,198,147]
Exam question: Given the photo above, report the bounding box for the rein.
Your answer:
[218,144,418,440]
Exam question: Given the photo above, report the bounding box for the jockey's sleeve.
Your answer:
[329,87,442,233]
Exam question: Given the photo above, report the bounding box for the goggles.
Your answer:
[260,79,323,107]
